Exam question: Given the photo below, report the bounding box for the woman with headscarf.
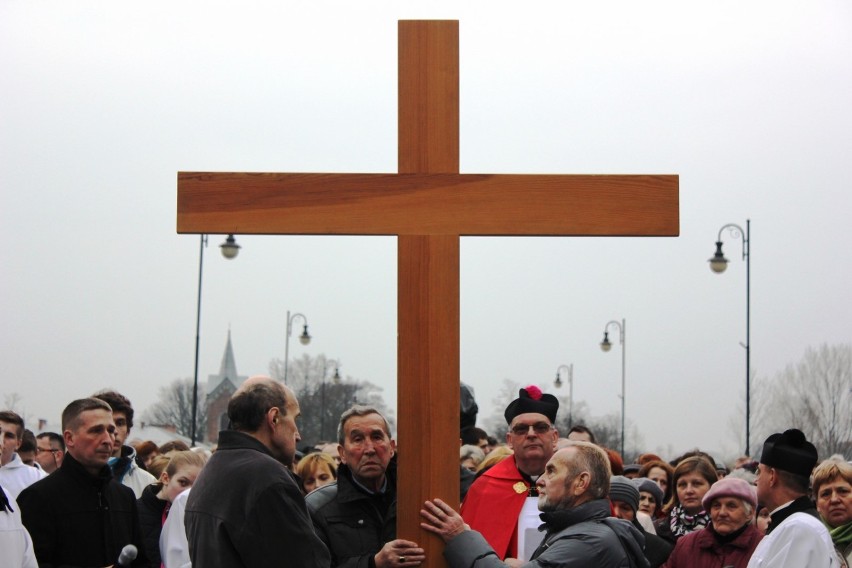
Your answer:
[654,456,717,544]
[813,457,852,567]
[662,477,762,567]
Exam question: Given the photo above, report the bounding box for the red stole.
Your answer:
[460,457,532,559]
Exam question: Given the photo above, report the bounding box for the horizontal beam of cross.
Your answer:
[177,172,679,236]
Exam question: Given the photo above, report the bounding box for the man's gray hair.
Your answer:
[337,405,392,445]
[563,440,612,500]
[460,444,485,464]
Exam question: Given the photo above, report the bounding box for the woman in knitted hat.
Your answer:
[813,457,852,567]
[662,476,763,567]
[635,477,665,519]
[654,456,717,544]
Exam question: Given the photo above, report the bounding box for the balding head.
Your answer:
[227,376,302,465]
[228,376,290,433]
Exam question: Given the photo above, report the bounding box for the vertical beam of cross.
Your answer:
[396,21,460,567]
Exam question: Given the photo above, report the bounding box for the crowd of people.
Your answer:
[0,380,850,567]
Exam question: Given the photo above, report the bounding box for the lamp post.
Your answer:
[320,360,341,441]
[191,234,240,446]
[709,219,751,455]
[284,310,311,383]
[554,364,574,429]
[600,319,626,457]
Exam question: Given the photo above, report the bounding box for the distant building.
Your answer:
[205,331,248,443]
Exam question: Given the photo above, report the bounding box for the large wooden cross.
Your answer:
[178,20,678,567]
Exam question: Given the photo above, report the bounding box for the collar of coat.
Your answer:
[538,498,611,532]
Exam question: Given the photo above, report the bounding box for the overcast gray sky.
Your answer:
[2,1,850,460]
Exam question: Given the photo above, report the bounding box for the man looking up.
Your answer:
[421,442,649,567]
[185,376,330,567]
[460,385,559,561]
[92,390,156,498]
[747,428,836,567]
[34,432,65,474]
[306,405,425,567]
[0,411,45,499]
[18,398,147,567]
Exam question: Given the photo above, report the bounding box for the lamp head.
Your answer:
[220,234,241,259]
[709,241,728,273]
[600,331,612,352]
[554,372,563,389]
[333,368,341,384]
[299,325,311,345]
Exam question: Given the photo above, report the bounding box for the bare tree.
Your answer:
[270,353,394,448]
[481,379,522,440]
[735,344,852,458]
[142,378,207,441]
[3,392,22,413]
[778,344,852,457]
[727,369,784,458]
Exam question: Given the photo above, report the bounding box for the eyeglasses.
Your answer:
[36,447,60,454]
[510,422,553,436]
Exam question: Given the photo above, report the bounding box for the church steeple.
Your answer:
[206,329,249,443]
[218,328,239,382]
[206,329,247,397]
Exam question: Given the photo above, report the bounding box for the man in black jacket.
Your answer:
[185,376,330,567]
[18,397,147,567]
[306,405,425,568]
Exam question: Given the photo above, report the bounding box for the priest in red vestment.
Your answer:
[460,385,559,560]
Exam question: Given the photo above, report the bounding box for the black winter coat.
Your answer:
[137,483,168,567]
[18,452,148,568]
[305,461,397,568]
[185,430,330,568]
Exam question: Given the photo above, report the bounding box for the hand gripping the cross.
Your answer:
[419,499,469,542]
[373,539,425,568]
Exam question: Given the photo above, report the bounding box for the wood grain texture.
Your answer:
[399,20,459,174]
[177,172,679,236]
[397,23,460,568]
[396,234,460,562]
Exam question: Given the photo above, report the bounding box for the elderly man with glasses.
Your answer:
[459,386,559,561]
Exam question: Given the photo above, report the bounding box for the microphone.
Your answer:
[117,544,138,566]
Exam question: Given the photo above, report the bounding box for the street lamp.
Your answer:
[284,310,311,383]
[555,364,574,429]
[600,319,626,457]
[191,234,240,446]
[709,220,751,455]
[319,360,341,441]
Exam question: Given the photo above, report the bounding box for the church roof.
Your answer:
[207,330,248,394]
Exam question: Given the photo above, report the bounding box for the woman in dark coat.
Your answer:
[662,477,762,568]
[137,450,206,566]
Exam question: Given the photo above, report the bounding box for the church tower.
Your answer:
[205,330,248,443]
